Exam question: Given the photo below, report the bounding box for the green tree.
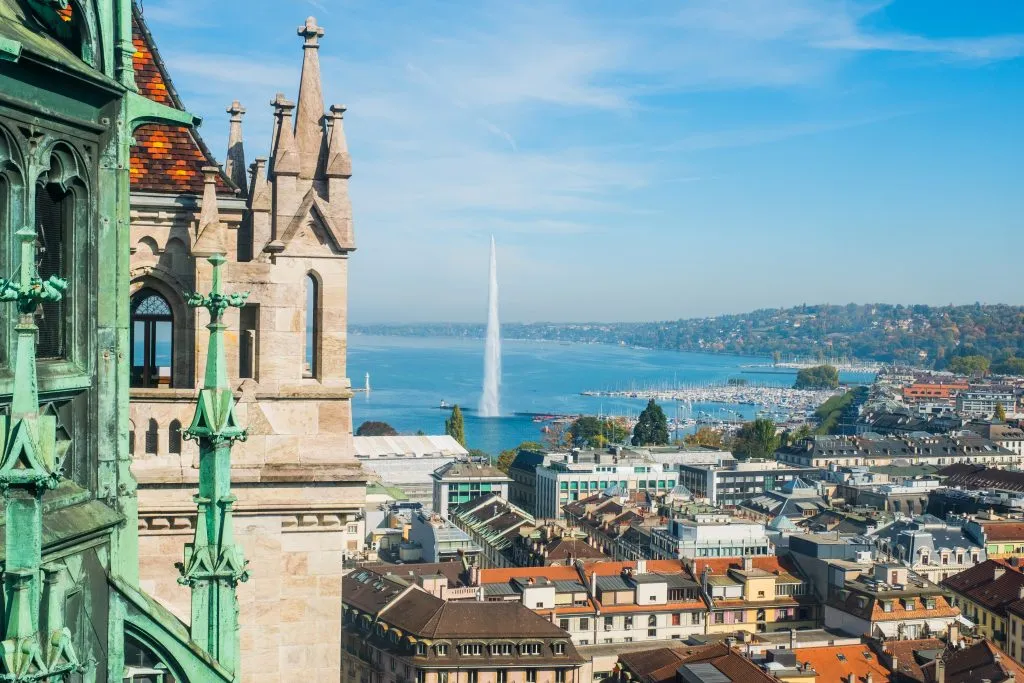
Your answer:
[445,404,466,447]
[993,357,1024,376]
[569,416,631,448]
[948,355,990,377]
[995,402,1007,422]
[496,441,544,473]
[794,365,840,389]
[683,427,725,449]
[631,399,669,446]
[783,424,813,445]
[731,419,780,459]
[356,420,398,436]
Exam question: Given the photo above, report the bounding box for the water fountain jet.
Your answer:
[479,236,501,417]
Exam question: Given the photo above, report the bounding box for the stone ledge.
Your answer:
[135,463,367,486]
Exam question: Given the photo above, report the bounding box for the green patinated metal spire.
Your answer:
[176,249,249,682]
[0,226,79,680]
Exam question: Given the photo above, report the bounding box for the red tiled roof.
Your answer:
[796,645,892,683]
[130,4,234,195]
[692,556,795,577]
[942,559,1024,617]
[584,560,686,576]
[881,638,945,683]
[923,640,1024,683]
[983,523,1024,542]
[479,566,581,584]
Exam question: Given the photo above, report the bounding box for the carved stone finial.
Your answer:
[298,16,324,48]
[227,100,246,121]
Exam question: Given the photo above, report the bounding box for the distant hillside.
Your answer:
[352,303,1024,368]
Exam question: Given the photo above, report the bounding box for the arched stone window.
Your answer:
[168,419,182,455]
[131,289,174,387]
[145,418,159,455]
[304,273,319,378]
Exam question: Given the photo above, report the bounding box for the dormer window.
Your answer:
[521,643,542,656]
[435,644,449,656]
[416,643,427,656]
[882,601,893,613]
[553,642,566,656]
[461,643,483,656]
[491,643,513,657]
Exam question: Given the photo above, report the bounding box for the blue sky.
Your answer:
[141,0,1024,323]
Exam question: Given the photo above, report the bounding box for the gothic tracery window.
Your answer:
[131,289,174,388]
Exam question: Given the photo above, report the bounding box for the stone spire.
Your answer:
[325,104,352,178]
[294,16,326,180]
[270,93,299,177]
[177,253,249,680]
[247,157,272,252]
[224,100,247,195]
[192,166,227,257]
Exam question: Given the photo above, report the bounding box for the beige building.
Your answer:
[127,8,365,683]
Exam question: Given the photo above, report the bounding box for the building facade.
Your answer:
[674,459,820,507]
[431,458,513,519]
[126,12,367,681]
[535,451,679,520]
[343,567,589,683]
[649,514,773,560]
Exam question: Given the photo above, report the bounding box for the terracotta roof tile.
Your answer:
[881,638,945,682]
[480,566,581,583]
[796,645,892,683]
[130,4,234,196]
[983,523,1024,542]
[924,640,1024,683]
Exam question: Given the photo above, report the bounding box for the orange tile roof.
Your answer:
[796,645,892,682]
[582,560,686,576]
[881,638,945,682]
[693,557,791,576]
[870,597,960,621]
[130,4,234,195]
[479,566,581,584]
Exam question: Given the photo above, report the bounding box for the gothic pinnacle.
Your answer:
[225,100,248,195]
[294,16,326,180]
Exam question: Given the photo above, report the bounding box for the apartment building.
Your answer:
[649,513,773,560]
[674,459,821,507]
[824,563,960,639]
[693,556,818,633]
[942,558,1024,651]
[535,450,679,519]
[343,567,589,683]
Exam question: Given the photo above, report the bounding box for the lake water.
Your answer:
[347,335,872,456]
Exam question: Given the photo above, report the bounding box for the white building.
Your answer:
[650,513,773,560]
[431,458,513,518]
[534,450,679,519]
[957,389,1017,419]
[355,434,467,507]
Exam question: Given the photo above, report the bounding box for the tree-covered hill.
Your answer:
[352,303,1024,369]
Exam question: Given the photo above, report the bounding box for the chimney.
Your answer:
[789,628,797,650]
[469,564,480,587]
[936,657,946,683]
[743,557,753,571]
[224,100,247,194]
[589,570,597,598]
[192,166,226,257]
[846,675,856,683]
[294,17,327,179]
[865,673,873,683]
